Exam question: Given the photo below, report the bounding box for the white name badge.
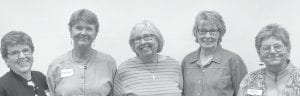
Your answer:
[247,89,263,96]
[60,68,74,78]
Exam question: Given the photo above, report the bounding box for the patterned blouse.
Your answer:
[238,62,300,96]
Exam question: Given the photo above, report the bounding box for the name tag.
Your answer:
[27,81,35,86]
[247,89,263,95]
[60,68,74,78]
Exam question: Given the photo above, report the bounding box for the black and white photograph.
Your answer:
[0,0,300,96]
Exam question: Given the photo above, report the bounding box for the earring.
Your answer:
[259,62,265,69]
[70,38,73,46]
[92,41,95,48]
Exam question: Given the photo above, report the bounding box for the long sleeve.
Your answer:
[112,70,124,96]
[237,75,249,96]
[230,55,248,96]
[46,63,60,96]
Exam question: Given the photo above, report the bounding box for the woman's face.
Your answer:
[196,24,220,49]
[133,31,159,57]
[5,44,33,74]
[259,37,289,67]
[70,21,97,47]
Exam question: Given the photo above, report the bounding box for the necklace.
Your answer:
[143,55,159,80]
[72,49,94,69]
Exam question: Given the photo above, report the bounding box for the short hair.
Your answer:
[1,31,34,59]
[193,10,226,43]
[129,20,164,53]
[68,9,99,33]
[255,24,291,54]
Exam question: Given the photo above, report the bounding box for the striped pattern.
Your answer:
[113,55,182,96]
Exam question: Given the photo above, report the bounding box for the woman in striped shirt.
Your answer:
[112,20,183,96]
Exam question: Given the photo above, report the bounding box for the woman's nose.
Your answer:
[204,32,212,37]
[140,38,147,44]
[18,51,26,58]
[269,46,277,53]
[80,29,88,34]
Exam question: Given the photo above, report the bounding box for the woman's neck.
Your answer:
[200,46,218,57]
[72,46,93,61]
[139,54,158,64]
[17,71,31,80]
[266,61,289,75]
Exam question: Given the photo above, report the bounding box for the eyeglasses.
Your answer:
[7,48,31,57]
[260,44,285,53]
[133,34,154,44]
[197,31,219,36]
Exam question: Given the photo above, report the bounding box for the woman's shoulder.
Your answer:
[47,51,71,72]
[94,50,116,63]
[49,51,70,66]
[219,48,242,58]
[158,55,179,64]
[31,71,47,79]
[243,68,265,81]
[118,57,140,69]
[183,50,198,59]
[182,49,198,63]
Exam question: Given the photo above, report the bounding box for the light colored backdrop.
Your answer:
[0,0,299,76]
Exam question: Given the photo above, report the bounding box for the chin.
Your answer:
[265,60,283,66]
[201,44,216,49]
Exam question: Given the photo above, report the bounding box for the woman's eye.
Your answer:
[75,26,83,30]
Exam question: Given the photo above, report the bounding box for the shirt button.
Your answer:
[198,80,201,84]
[80,88,84,93]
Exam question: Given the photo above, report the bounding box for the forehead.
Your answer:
[198,21,218,31]
[73,21,95,28]
[261,37,284,46]
[132,30,153,37]
[7,44,30,52]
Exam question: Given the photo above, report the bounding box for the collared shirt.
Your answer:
[47,50,117,96]
[0,70,49,96]
[182,46,248,96]
[238,61,300,96]
[113,55,183,96]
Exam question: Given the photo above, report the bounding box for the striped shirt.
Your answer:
[112,55,183,96]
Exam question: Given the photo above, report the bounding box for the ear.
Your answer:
[3,58,10,68]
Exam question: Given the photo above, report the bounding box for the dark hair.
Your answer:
[1,31,34,59]
[68,9,99,33]
[255,24,291,54]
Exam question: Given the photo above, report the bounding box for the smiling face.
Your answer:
[70,21,97,47]
[259,37,289,67]
[5,44,33,74]
[132,31,159,57]
[196,23,220,49]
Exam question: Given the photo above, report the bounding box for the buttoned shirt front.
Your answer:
[182,46,248,96]
[238,61,300,96]
[0,70,48,96]
[47,50,116,96]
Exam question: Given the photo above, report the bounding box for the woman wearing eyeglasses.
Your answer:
[238,24,300,96]
[182,10,248,96]
[0,31,49,96]
[112,20,183,96]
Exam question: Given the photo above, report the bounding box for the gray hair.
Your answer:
[129,20,164,53]
[193,10,226,43]
[255,24,291,54]
[1,31,34,59]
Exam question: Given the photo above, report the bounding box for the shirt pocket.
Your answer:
[205,66,231,89]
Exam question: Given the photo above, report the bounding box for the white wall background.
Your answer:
[0,0,299,76]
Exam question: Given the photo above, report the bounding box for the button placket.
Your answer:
[79,65,85,95]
